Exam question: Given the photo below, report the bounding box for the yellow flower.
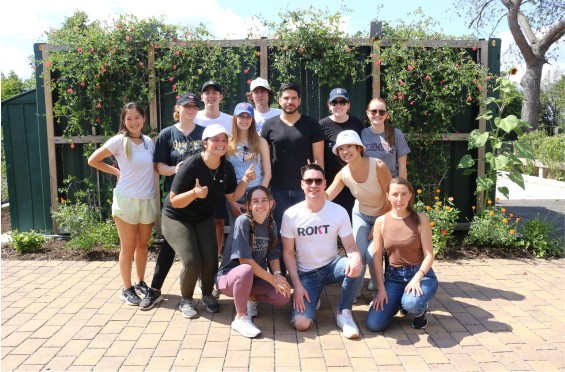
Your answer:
[516,217,521,222]
[472,205,476,210]
[417,189,422,194]
[496,197,500,201]
[489,211,495,216]
[436,201,442,206]
[446,206,451,210]
[434,196,439,200]
[501,208,506,213]
[487,200,492,205]
[436,188,441,193]
[509,229,515,235]
[430,221,436,227]
[426,206,431,211]
[502,218,508,223]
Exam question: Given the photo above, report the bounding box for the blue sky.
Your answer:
[0,0,561,83]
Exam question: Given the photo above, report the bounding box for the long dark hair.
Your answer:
[245,186,278,252]
[388,177,419,225]
[118,102,146,159]
[367,98,395,147]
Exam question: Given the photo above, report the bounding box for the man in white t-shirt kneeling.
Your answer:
[281,163,363,339]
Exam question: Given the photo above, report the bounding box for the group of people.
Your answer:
[87,77,438,340]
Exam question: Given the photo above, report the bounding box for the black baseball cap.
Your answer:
[202,80,222,93]
[176,92,203,108]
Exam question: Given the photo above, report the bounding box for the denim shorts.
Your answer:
[112,189,156,225]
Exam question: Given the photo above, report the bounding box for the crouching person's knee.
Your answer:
[292,315,312,331]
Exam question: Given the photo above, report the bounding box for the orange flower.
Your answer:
[417,189,422,194]
[501,208,506,213]
[426,206,431,211]
[446,206,452,210]
[436,188,441,193]
[489,211,495,216]
[430,221,436,227]
[487,200,492,205]
[502,218,508,223]
[496,197,500,201]
[436,201,442,206]
[472,205,476,210]
[516,217,521,222]
[441,229,447,234]
[509,213,514,218]
[434,196,439,200]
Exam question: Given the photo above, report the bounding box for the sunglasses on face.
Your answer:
[303,178,324,185]
[368,109,387,116]
[330,100,348,106]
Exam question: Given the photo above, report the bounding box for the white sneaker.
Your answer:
[316,298,321,310]
[368,281,375,291]
[336,309,360,339]
[247,299,258,318]
[232,315,261,338]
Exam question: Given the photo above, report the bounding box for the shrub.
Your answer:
[415,188,460,256]
[521,215,564,258]
[9,230,45,253]
[465,201,523,249]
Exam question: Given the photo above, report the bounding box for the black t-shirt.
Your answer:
[319,115,365,183]
[163,153,237,223]
[260,115,324,188]
[153,124,205,192]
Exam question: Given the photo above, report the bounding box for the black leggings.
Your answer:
[150,239,175,290]
[161,214,218,299]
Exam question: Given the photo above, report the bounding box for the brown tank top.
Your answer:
[382,213,424,267]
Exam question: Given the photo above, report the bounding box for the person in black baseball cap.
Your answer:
[177,92,203,108]
[201,80,223,94]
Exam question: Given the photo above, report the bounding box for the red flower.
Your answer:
[95,117,101,123]
[80,81,85,86]
[370,53,375,58]
[179,41,184,46]
[100,67,107,73]
[139,61,144,67]
[256,52,262,56]
[409,101,415,105]
[77,48,83,53]
[96,84,101,89]
[172,84,177,91]
[45,61,52,67]
[168,77,174,82]
[407,65,414,71]
[467,97,473,102]
[125,35,131,41]
[376,59,382,66]
[67,88,74,93]
[441,229,447,234]
[70,143,75,149]
[477,85,483,91]
[175,50,180,55]
[97,103,102,109]
[172,65,177,70]
[424,75,430,80]
[393,95,398,100]
[298,48,304,53]
[243,68,249,74]
[399,79,405,86]
[247,79,251,85]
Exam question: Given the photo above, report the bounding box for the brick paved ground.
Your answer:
[2,258,564,371]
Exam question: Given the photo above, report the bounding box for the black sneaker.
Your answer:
[139,288,163,311]
[178,298,198,319]
[412,310,428,329]
[135,281,149,296]
[201,294,221,313]
[398,305,409,316]
[120,286,141,306]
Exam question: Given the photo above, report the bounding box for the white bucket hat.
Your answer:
[332,130,366,155]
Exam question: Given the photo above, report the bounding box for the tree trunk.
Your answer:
[520,60,544,130]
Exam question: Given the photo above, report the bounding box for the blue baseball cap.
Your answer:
[234,102,254,117]
[328,88,350,102]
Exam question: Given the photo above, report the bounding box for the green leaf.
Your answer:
[508,171,525,190]
[476,176,494,192]
[468,130,489,149]
[458,154,475,168]
[515,141,535,161]
[461,168,475,176]
[493,154,509,170]
[497,115,519,133]
[497,186,510,199]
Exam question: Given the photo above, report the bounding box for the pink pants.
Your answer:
[216,264,290,314]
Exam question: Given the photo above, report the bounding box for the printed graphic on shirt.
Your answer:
[252,236,269,252]
[173,139,201,163]
[364,142,396,154]
[297,224,330,236]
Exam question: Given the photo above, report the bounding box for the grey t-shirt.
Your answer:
[217,214,280,276]
[360,127,410,177]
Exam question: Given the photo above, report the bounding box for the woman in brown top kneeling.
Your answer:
[366,177,438,331]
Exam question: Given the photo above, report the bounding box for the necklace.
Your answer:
[208,166,219,181]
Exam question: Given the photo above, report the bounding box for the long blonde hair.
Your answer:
[118,102,146,160]
[227,115,261,160]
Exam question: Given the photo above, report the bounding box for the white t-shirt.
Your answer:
[195,111,233,133]
[281,200,352,272]
[255,107,282,133]
[105,134,155,199]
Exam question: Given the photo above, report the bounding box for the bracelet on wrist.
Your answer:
[418,269,426,277]
[273,270,282,276]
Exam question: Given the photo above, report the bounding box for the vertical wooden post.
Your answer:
[148,45,162,234]
[476,38,489,212]
[259,39,268,79]
[42,46,60,233]
[372,39,381,99]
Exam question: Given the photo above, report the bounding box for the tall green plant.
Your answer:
[458,71,535,210]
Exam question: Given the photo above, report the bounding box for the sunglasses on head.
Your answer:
[330,100,348,106]
[242,145,249,162]
[303,178,324,185]
[368,109,387,116]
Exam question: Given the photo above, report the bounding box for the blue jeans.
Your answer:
[291,257,363,324]
[366,265,438,332]
[271,187,305,275]
[352,207,378,286]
